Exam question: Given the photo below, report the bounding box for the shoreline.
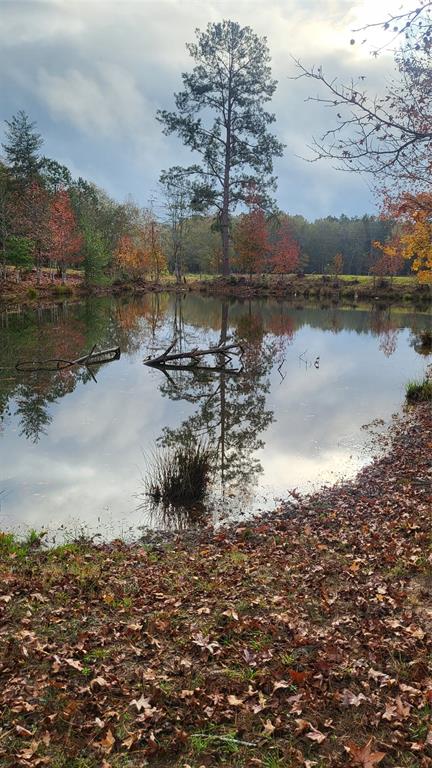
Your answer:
[0,402,431,766]
[1,272,431,310]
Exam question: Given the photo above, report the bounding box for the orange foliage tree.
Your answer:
[48,189,83,277]
[115,212,167,282]
[269,220,300,274]
[115,233,149,278]
[234,208,269,278]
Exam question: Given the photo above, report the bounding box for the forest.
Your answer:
[0,111,403,285]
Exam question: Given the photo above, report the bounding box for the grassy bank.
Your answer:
[1,269,431,308]
[1,403,431,767]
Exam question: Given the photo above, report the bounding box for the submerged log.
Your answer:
[16,346,121,373]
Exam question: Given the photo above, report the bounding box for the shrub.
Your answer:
[53,284,73,296]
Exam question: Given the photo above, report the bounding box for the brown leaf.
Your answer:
[346,739,386,767]
[306,726,327,744]
[295,718,310,734]
[342,689,367,707]
[227,694,244,706]
[262,719,275,736]
[65,657,84,671]
[99,729,115,754]
[130,694,153,713]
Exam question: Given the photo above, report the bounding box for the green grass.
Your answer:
[0,529,46,559]
[405,377,432,403]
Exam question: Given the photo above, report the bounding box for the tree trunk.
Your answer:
[221,209,230,277]
[221,75,232,277]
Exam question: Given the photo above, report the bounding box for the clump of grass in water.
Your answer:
[418,329,432,354]
[405,376,432,403]
[146,441,212,506]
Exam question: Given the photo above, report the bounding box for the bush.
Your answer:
[53,285,73,297]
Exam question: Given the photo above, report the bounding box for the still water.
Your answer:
[0,293,430,540]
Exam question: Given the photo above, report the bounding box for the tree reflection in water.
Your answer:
[141,299,276,529]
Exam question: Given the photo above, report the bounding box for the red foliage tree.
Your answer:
[269,220,300,274]
[48,190,83,277]
[234,208,269,277]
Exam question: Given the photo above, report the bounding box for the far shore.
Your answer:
[1,268,431,308]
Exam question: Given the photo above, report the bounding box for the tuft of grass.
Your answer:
[417,329,432,355]
[405,376,432,403]
[146,440,212,507]
[52,284,73,296]
[0,529,46,559]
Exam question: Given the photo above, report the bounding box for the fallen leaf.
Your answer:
[262,719,275,736]
[227,694,244,706]
[306,726,327,744]
[346,739,386,767]
[342,689,367,707]
[99,729,115,755]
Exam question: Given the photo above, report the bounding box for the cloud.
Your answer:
[0,0,397,216]
[37,65,156,139]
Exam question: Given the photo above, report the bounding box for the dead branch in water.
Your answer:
[16,346,121,373]
[144,338,243,373]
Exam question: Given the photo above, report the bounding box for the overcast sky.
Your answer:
[0,0,396,219]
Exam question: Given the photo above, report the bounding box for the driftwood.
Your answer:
[16,346,121,373]
[144,339,243,374]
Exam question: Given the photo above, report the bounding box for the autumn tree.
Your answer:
[234,207,269,278]
[331,252,344,279]
[374,192,432,283]
[144,212,167,282]
[269,220,300,274]
[115,234,148,278]
[48,190,83,278]
[157,20,284,276]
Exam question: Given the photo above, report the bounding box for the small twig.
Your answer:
[192,733,257,747]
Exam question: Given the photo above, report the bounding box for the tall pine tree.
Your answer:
[157,20,284,275]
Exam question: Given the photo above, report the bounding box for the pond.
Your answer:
[0,293,430,541]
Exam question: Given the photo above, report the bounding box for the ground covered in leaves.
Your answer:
[1,404,431,768]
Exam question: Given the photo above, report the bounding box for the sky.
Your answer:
[0,0,397,219]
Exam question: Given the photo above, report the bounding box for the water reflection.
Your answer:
[0,295,430,539]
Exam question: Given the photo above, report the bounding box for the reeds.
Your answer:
[146,440,212,506]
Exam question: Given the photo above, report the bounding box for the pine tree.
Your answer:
[157,20,284,276]
[2,111,43,183]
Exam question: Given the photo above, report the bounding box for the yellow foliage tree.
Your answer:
[374,193,432,284]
